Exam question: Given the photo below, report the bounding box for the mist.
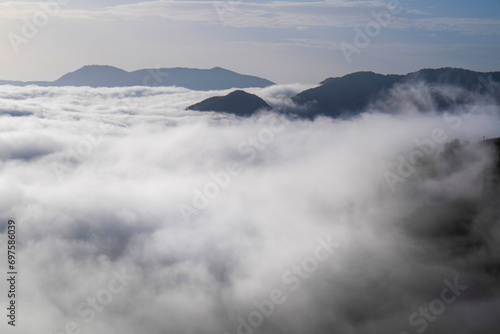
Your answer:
[0,82,499,334]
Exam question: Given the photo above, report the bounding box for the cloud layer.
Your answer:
[0,83,499,334]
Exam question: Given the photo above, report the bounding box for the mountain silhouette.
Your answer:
[292,67,500,118]
[187,90,271,116]
[54,65,131,87]
[0,65,275,90]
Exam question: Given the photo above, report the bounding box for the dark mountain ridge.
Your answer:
[292,67,500,118]
[187,90,271,116]
[0,65,275,90]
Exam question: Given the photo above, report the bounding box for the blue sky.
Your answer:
[0,0,499,83]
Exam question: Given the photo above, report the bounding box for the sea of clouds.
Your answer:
[0,82,499,334]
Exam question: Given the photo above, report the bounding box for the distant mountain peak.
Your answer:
[81,64,125,70]
[71,65,129,74]
[0,65,275,90]
[54,65,130,87]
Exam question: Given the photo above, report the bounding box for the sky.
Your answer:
[0,0,499,84]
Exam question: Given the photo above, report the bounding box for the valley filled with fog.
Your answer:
[0,83,499,334]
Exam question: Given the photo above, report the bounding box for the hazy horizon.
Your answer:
[2,63,500,86]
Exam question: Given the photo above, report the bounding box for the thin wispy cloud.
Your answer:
[1,0,498,34]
